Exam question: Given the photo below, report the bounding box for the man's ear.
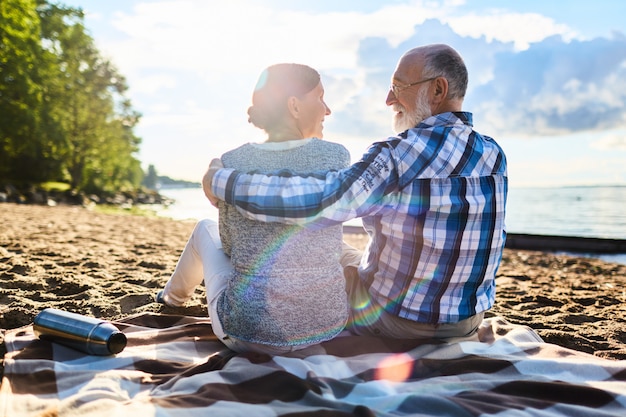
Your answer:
[287,96,300,119]
[432,77,448,104]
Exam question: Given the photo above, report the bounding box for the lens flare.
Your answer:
[230,227,346,344]
[350,267,438,331]
[374,353,414,382]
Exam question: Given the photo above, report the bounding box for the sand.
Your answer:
[2,203,626,380]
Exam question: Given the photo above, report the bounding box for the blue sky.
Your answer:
[59,0,626,187]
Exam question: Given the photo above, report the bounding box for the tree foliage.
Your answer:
[0,0,143,194]
[142,164,158,190]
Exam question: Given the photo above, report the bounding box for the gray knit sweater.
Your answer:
[216,138,351,346]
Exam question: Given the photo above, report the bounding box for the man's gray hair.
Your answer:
[422,47,468,100]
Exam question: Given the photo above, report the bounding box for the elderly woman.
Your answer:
[156,64,351,354]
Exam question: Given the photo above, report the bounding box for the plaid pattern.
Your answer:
[3,314,626,416]
[213,112,508,323]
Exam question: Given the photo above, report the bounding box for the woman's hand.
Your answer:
[202,158,224,207]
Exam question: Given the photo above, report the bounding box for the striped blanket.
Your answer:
[2,313,626,416]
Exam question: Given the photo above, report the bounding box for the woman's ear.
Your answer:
[287,96,300,119]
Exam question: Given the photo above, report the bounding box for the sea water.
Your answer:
[505,186,626,240]
[156,185,626,264]
[155,187,217,223]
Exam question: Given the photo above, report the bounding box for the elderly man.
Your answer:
[204,44,508,341]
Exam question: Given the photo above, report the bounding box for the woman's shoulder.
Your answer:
[221,143,259,167]
[309,138,350,158]
[221,138,350,170]
[308,139,351,167]
[221,142,252,157]
[309,138,348,151]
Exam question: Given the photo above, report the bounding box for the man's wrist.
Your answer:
[211,168,236,201]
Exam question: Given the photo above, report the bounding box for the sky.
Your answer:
[58,0,626,188]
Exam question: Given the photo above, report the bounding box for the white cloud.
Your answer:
[590,132,626,151]
[80,0,626,184]
[102,0,443,81]
[131,73,177,94]
[467,33,626,137]
[445,11,576,50]
[140,101,221,133]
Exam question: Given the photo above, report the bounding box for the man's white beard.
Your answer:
[392,87,432,134]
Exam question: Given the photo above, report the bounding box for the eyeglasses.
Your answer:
[389,77,437,96]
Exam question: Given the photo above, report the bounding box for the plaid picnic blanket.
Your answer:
[2,313,626,416]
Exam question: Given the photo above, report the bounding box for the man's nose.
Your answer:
[385,89,397,106]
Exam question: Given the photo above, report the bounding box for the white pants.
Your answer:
[161,219,320,354]
[161,219,231,338]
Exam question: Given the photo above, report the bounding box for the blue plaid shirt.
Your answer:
[212,112,508,324]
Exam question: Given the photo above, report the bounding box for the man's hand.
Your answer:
[202,158,224,207]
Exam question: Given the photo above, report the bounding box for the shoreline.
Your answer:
[2,203,626,381]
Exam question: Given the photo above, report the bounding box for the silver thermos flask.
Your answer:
[33,308,127,355]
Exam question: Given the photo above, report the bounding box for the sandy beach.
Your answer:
[2,203,626,380]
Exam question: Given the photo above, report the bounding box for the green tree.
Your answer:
[1,0,144,195]
[39,2,142,192]
[0,0,44,181]
[36,0,84,183]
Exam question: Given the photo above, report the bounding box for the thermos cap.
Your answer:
[107,331,127,354]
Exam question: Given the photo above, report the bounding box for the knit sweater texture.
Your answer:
[217,138,351,346]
